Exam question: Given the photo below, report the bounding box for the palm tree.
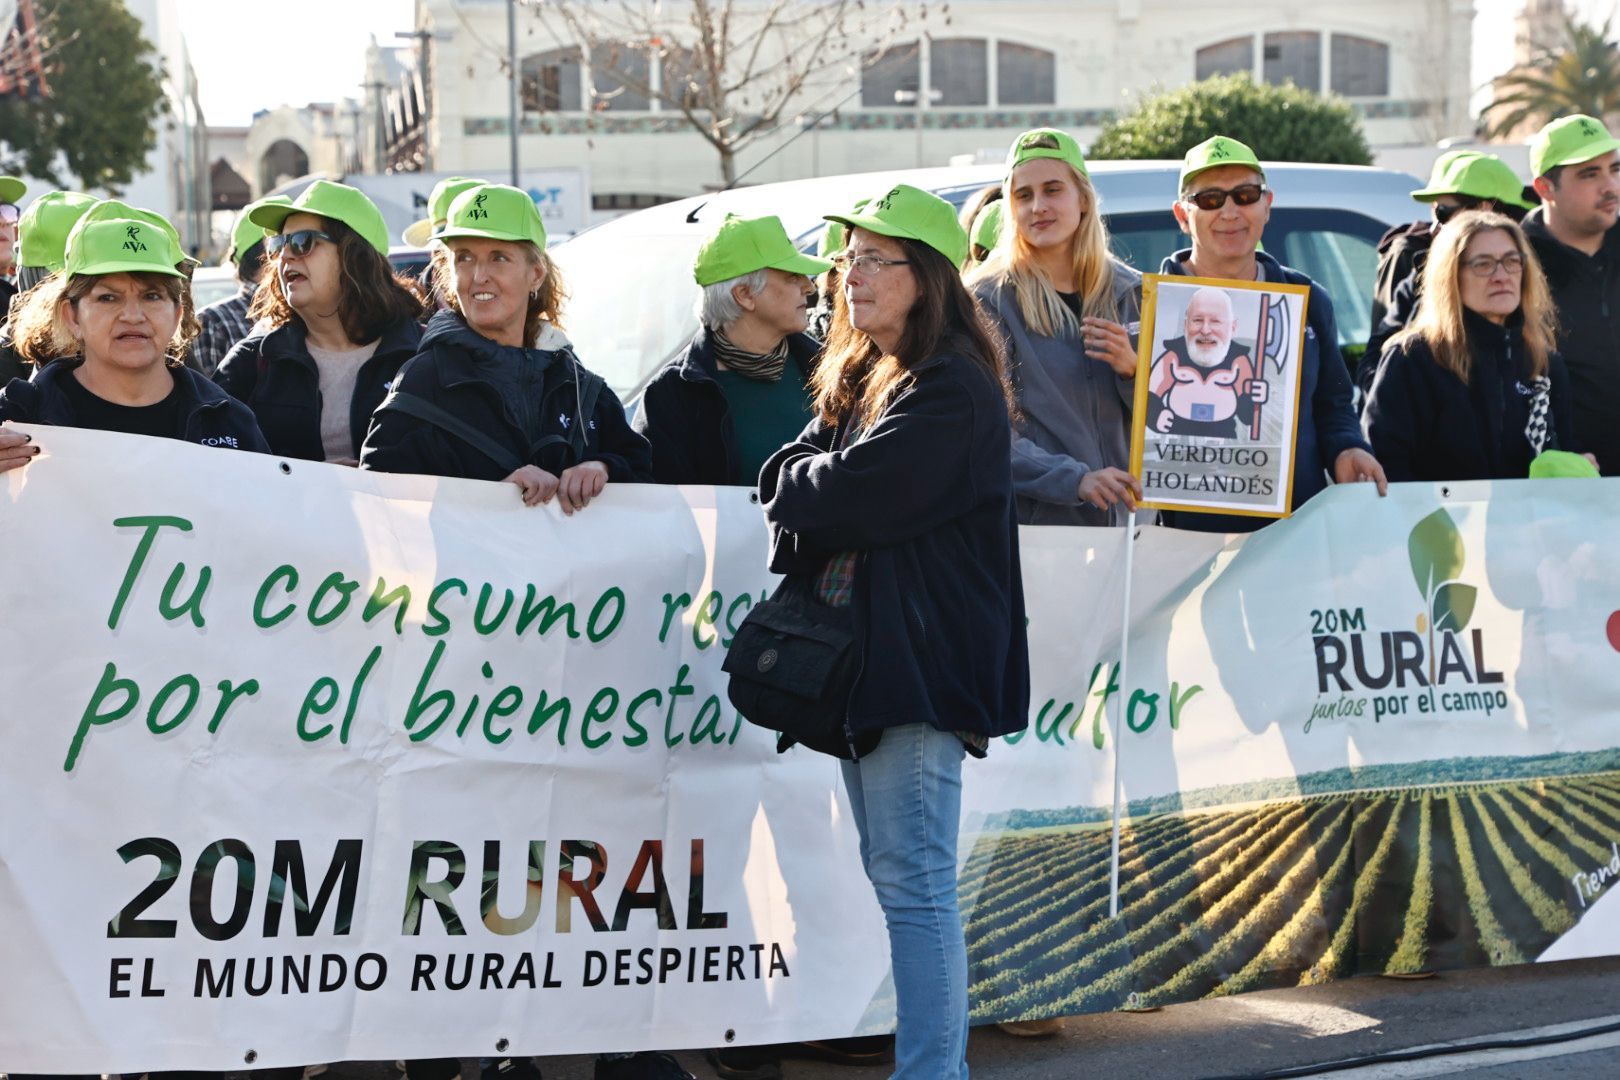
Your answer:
[1485,16,1620,139]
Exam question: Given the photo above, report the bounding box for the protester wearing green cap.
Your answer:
[0,216,267,472]
[1161,134,1386,533]
[215,181,423,464]
[1523,114,1620,477]
[362,184,652,518]
[192,195,292,376]
[0,190,98,383]
[967,197,1004,265]
[968,127,1145,529]
[631,213,828,488]
[1364,210,1590,481]
[1362,152,1535,390]
[401,175,485,248]
[755,182,1027,1080]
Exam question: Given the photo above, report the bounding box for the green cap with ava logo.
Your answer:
[17,190,97,272]
[693,214,832,286]
[64,217,186,278]
[1530,114,1620,178]
[1005,128,1088,180]
[1411,152,1532,211]
[402,176,484,247]
[823,184,970,270]
[250,179,391,256]
[72,200,190,266]
[1180,135,1265,192]
[437,183,547,248]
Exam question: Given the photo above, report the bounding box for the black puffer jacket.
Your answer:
[0,357,269,452]
[359,310,651,482]
[214,317,421,461]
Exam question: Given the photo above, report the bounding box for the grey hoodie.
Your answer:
[973,259,1142,526]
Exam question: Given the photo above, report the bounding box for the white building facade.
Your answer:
[122,0,209,255]
[408,0,1472,207]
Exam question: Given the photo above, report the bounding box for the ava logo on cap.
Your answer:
[469,193,490,221]
[122,225,148,253]
[1209,143,1232,160]
[874,188,900,212]
[1581,118,1602,138]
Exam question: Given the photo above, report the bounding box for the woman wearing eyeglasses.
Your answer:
[1363,210,1588,480]
[214,180,423,464]
[968,128,1144,526]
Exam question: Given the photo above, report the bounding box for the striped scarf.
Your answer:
[713,328,789,381]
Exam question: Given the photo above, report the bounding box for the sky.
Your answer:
[179,0,1620,129]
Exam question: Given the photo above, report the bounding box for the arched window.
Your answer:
[998,43,1054,105]
[1263,31,1321,90]
[521,47,582,112]
[1196,37,1253,81]
[861,41,920,107]
[931,38,988,106]
[259,140,309,194]
[1331,35,1389,97]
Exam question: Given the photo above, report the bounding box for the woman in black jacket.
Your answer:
[0,211,267,470]
[359,183,650,513]
[214,180,423,464]
[759,185,1029,1079]
[1364,210,1590,480]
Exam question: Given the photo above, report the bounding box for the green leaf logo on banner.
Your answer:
[1432,582,1478,634]
[1408,509,1465,600]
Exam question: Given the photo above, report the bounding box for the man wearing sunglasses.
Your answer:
[1523,114,1620,477]
[1159,136,1385,533]
[0,176,25,324]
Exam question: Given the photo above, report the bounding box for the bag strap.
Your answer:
[377,391,525,474]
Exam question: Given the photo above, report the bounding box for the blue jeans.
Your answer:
[841,723,969,1080]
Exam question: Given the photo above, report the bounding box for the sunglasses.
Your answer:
[0,204,18,225]
[266,229,333,258]
[1183,183,1267,212]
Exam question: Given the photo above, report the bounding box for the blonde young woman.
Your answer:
[1364,209,1589,480]
[968,128,1144,526]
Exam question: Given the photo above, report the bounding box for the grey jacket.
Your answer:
[974,260,1142,526]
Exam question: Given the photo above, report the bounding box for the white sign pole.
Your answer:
[1107,521,1137,918]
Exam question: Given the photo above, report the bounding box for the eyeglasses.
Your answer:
[0,204,18,225]
[266,229,333,258]
[1183,183,1267,211]
[1463,253,1524,278]
[832,253,911,276]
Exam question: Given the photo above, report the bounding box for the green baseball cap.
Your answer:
[972,200,1005,251]
[17,190,96,272]
[1180,136,1265,191]
[693,214,832,286]
[824,184,970,270]
[64,217,185,279]
[438,183,546,248]
[1411,153,1531,210]
[1531,115,1620,178]
[402,176,484,247]
[1529,449,1600,479]
[229,195,292,266]
[1005,128,1088,180]
[250,179,390,256]
[818,198,870,258]
[0,176,24,205]
[72,200,189,266]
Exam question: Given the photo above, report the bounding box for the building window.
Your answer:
[590,42,651,111]
[521,47,583,112]
[1263,31,1321,90]
[1331,34,1389,97]
[997,42,1055,105]
[861,42,921,107]
[1196,36,1253,81]
[592,192,677,211]
[931,38,988,106]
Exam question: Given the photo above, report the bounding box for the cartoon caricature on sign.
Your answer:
[1130,274,1310,518]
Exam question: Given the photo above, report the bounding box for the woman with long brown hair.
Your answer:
[214,180,423,464]
[758,184,1030,1080]
[1364,209,1589,478]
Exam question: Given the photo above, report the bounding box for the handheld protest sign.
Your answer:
[1129,273,1310,519]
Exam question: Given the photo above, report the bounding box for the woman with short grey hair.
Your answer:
[633,214,831,486]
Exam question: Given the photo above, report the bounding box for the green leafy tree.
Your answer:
[1090,73,1372,166]
[0,0,167,192]
[1485,16,1620,139]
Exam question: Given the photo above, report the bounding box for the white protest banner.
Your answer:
[1130,274,1310,518]
[4,429,1620,1070]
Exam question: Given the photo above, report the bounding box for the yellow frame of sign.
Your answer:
[1128,273,1312,519]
